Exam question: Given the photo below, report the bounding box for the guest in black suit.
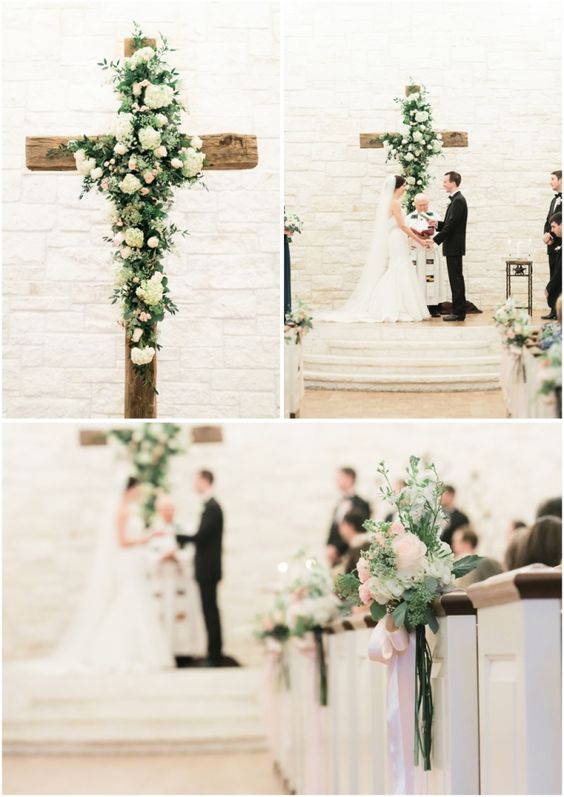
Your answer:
[338,510,371,575]
[176,470,224,667]
[326,467,371,566]
[434,171,468,321]
[546,212,562,317]
[439,484,470,548]
[542,170,562,320]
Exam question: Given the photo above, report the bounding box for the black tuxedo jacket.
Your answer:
[434,192,468,257]
[177,497,223,583]
[546,241,562,309]
[440,507,470,548]
[327,494,371,555]
[544,194,562,253]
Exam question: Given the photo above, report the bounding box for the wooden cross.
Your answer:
[79,424,224,447]
[26,36,258,419]
[359,84,468,150]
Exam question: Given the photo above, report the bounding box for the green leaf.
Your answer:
[452,555,483,579]
[392,601,408,628]
[426,610,439,634]
[423,576,439,593]
[370,602,387,622]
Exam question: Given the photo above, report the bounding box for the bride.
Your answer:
[24,477,174,673]
[322,175,432,322]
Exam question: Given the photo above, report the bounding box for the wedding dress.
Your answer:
[320,175,430,322]
[21,486,174,673]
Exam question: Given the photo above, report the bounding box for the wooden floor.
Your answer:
[2,752,285,795]
[301,388,507,418]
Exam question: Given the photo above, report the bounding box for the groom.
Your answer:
[176,470,224,667]
[433,171,468,322]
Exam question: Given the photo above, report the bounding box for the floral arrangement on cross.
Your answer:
[107,422,183,526]
[336,457,481,771]
[375,82,444,211]
[51,24,206,390]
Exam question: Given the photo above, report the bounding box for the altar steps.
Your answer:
[3,667,267,755]
[304,320,501,392]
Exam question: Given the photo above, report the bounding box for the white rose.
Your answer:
[127,47,156,69]
[131,346,156,365]
[114,142,128,156]
[392,532,427,578]
[405,152,414,161]
[415,111,428,122]
[120,173,142,194]
[121,246,132,259]
[144,83,174,109]
[154,113,168,128]
[90,167,103,180]
[77,157,96,176]
[131,327,143,343]
[152,271,164,283]
[138,126,161,151]
[128,158,138,170]
[412,131,423,142]
[190,135,203,150]
[147,236,159,248]
[132,82,142,97]
[155,145,167,158]
[113,231,125,245]
[73,149,86,165]
[170,158,183,169]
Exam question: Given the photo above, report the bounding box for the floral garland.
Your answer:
[494,297,533,349]
[284,299,314,345]
[336,457,480,770]
[284,210,303,236]
[107,422,183,526]
[376,83,443,211]
[55,25,205,389]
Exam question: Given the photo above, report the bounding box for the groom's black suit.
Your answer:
[434,191,468,318]
[177,497,224,664]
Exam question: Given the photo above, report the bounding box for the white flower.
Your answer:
[90,167,103,180]
[155,145,167,158]
[412,131,423,142]
[170,158,183,169]
[127,46,156,69]
[406,176,416,185]
[128,157,138,170]
[136,273,164,306]
[131,327,143,343]
[154,113,168,128]
[392,532,427,578]
[415,111,429,122]
[114,113,134,143]
[113,231,125,245]
[74,149,86,165]
[131,346,156,365]
[124,227,144,248]
[190,135,203,150]
[152,271,164,283]
[181,147,205,177]
[120,173,142,194]
[76,156,96,176]
[405,152,414,161]
[147,236,159,248]
[433,140,442,151]
[114,142,128,156]
[138,126,161,151]
[121,246,132,259]
[132,82,142,97]
[144,83,175,109]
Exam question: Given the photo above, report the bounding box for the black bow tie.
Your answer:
[555,193,562,198]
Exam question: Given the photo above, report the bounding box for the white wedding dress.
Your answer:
[320,175,430,322]
[21,500,174,674]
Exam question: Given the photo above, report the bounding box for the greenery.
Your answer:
[54,24,205,390]
[284,299,314,344]
[108,422,183,525]
[494,297,533,349]
[375,82,444,211]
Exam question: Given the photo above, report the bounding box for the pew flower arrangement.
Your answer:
[336,457,481,771]
[107,422,183,526]
[537,338,562,416]
[52,24,206,390]
[376,82,444,211]
[284,300,314,344]
[284,210,303,236]
[537,321,562,351]
[493,297,533,350]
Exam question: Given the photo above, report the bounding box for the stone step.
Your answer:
[305,353,500,377]
[310,338,498,357]
[310,319,497,343]
[305,371,501,392]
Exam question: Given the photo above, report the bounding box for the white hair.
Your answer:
[414,193,429,204]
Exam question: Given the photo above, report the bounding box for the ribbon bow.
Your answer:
[368,612,410,663]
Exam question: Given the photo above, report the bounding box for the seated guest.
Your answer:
[337,510,371,574]
[545,212,562,320]
[504,527,530,571]
[452,527,503,587]
[326,467,371,566]
[505,519,528,544]
[536,496,562,519]
[439,485,470,548]
[517,516,562,568]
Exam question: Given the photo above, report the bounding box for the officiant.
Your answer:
[407,193,447,317]
[176,470,224,667]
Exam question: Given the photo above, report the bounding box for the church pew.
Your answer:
[468,565,562,795]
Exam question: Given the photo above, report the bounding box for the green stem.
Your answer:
[414,625,433,770]
[314,627,328,707]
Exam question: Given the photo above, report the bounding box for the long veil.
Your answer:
[19,468,129,673]
[318,174,396,319]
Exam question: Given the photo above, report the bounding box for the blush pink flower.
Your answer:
[358,581,374,606]
[389,521,405,536]
[357,557,371,583]
[392,532,427,577]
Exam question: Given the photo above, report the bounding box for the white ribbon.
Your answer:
[368,614,425,794]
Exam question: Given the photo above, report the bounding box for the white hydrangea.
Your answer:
[415,111,429,123]
[136,273,164,306]
[124,227,144,248]
[144,83,174,109]
[130,346,156,365]
[127,46,156,69]
[138,126,162,151]
[120,173,142,194]
[181,147,205,177]
[114,113,134,142]
[189,135,203,150]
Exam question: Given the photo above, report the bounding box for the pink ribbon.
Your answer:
[368,614,424,794]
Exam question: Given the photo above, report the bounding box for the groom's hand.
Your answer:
[543,233,553,245]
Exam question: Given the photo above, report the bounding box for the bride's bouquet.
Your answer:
[336,457,480,771]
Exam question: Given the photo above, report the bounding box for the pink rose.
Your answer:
[140,187,150,195]
[358,581,373,606]
[389,521,405,536]
[143,172,155,184]
[392,532,427,577]
[357,557,370,583]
